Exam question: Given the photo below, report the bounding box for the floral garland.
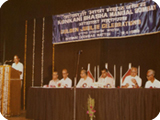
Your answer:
[0,66,4,113]
[87,95,96,120]
[2,66,10,116]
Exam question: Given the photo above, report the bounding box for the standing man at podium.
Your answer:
[12,55,24,110]
[12,55,23,80]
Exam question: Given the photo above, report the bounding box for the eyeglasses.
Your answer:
[146,75,152,78]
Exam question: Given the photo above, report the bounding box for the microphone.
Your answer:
[8,60,12,62]
[4,60,13,65]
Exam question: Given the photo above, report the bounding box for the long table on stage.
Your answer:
[26,87,160,120]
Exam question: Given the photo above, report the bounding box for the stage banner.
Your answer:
[52,0,160,44]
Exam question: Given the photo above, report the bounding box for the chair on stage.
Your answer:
[87,63,94,82]
[105,63,114,79]
[120,63,140,87]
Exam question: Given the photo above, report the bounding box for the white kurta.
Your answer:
[58,77,72,87]
[98,76,115,88]
[145,79,160,88]
[77,77,93,88]
[12,62,23,79]
[122,75,142,88]
[48,79,59,87]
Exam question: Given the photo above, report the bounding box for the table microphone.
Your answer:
[74,50,83,120]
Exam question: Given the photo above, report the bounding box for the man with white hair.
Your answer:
[77,69,93,88]
[122,67,142,88]
[145,69,160,88]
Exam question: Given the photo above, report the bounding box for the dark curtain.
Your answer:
[27,88,160,120]
[25,16,53,108]
[76,88,160,120]
[26,88,74,120]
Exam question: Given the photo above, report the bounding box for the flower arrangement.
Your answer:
[87,95,96,120]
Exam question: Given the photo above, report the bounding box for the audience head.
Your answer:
[62,69,68,79]
[130,67,138,77]
[147,69,155,81]
[80,69,87,78]
[52,71,58,80]
[101,68,108,78]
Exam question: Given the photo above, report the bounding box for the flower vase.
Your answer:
[90,117,93,120]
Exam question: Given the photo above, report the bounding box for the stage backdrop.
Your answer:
[52,0,160,44]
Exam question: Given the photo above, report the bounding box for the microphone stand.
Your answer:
[73,50,82,120]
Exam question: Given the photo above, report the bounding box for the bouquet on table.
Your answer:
[87,95,96,120]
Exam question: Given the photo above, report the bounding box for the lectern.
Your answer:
[0,65,21,117]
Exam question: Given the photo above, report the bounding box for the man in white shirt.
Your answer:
[98,68,115,88]
[122,67,142,88]
[145,69,160,88]
[77,69,93,88]
[12,55,23,110]
[12,55,23,80]
[48,71,59,87]
[58,69,72,87]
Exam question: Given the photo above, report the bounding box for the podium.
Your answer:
[0,65,21,116]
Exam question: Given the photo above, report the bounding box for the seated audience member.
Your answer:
[58,69,72,87]
[122,67,142,88]
[145,69,160,88]
[98,68,115,88]
[48,71,59,87]
[77,69,93,88]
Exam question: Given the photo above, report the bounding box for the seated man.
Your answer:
[122,67,142,88]
[98,68,115,88]
[145,69,160,88]
[58,69,72,87]
[48,71,59,87]
[77,69,93,88]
